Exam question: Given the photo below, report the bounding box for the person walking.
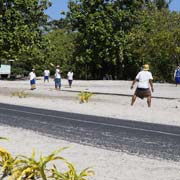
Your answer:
[174,65,180,86]
[130,64,154,107]
[29,69,36,90]
[44,69,50,82]
[67,70,74,88]
[54,66,61,90]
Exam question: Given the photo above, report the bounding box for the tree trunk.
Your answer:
[116,49,124,80]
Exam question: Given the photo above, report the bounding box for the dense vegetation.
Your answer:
[0,0,180,81]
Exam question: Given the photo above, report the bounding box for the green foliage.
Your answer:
[11,147,68,180]
[62,0,180,81]
[127,9,180,81]
[1,0,180,81]
[78,91,93,103]
[44,28,77,75]
[67,0,159,79]
[51,162,94,180]
[0,0,52,74]
[0,146,94,180]
[0,147,16,179]
[11,91,28,98]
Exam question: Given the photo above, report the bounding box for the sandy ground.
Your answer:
[0,78,180,180]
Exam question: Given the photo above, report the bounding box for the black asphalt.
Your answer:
[0,103,180,161]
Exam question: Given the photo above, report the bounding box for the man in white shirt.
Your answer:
[44,69,50,82]
[29,69,36,90]
[54,66,61,90]
[67,70,74,88]
[130,64,154,107]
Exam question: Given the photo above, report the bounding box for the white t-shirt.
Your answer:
[136,70,153,89]
[29,72,36,80]
[44,70,50,76]
[67,72,73,80]
[55,72,61,79]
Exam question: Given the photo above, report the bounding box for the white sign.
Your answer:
[0,65,11,75]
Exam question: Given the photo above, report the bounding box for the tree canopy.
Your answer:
[64,0,180,80]
[0,0,51,74]
[1,0,180,81]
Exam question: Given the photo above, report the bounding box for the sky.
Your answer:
[45,0,180,20]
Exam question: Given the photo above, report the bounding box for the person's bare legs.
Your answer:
[147,96,151,107]
[131,95,137,106]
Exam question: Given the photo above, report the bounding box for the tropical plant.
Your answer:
[78,91,93,103]
[0,147,15,179]
[0,145,94,180]
[51,161,94,180]
[11,91,28,98]
[10,147,68,180]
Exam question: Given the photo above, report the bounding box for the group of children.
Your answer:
[29,65,74,90]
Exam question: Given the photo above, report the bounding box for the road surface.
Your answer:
[0,103,180,161]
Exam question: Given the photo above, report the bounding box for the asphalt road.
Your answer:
[0,103,180,161]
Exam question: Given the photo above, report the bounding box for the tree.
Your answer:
[44,28,77,76]
[153,0,172,9]
[0,0,51,74]
[67,0,155,79]
[127,8,180,81]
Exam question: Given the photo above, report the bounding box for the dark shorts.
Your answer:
[44,76,49,80]
[30,79,36,85]
[68,80,73,84]
[135,88,151,99]
[175,77,180,84]
[55,78,61,87]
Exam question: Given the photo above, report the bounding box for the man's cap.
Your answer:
[143,64,149,71]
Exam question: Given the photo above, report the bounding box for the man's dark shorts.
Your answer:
[135,88,151,99]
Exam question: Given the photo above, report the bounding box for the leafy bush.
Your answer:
[11,91,28,98]
[0,147,16,179]
[78,91,93,103]
[0,146,94,180]
[51,162,94,180]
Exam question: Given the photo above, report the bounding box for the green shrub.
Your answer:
[0,146,94,180]
[78,91,93,103]
[11,91,28,98]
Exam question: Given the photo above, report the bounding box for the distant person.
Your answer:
[67,70,74,88]
[174,65,180,86]
[54,66,61,90]
[55,65,60,73]
[29,69,36,90]
[130,64,154,107]
[44,69,50,82]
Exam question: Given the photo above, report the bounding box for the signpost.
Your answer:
[0,65,11,78]
[0,59,14,78]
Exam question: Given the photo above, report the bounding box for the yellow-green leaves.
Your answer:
[78,91,93,103]
[0,147,15,178]
[0,146,94,180]
[11,91,28,98]
[51,162,94,180]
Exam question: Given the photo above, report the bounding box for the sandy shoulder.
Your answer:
[0,79,179,126]
[0,79,180,180]
[1,125,180,180]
